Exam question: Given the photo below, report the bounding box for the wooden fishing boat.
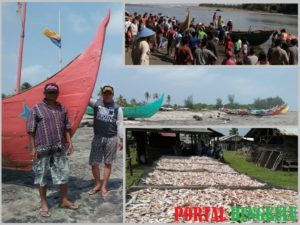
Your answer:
[2,10,110,171]
[85,94,164,118]
[124,94,164,118]
[230,30,273,46]
[219,103,288,117]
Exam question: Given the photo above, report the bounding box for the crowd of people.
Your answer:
[125,11,298,65]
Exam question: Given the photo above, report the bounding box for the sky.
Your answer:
[1,2,298,111]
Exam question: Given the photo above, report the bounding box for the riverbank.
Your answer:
[125,43,264,65]
[2,127,123,223]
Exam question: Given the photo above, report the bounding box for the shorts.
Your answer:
[33,152,69,187]
[89,136,118,165]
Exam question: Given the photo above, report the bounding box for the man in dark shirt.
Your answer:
[88,85,123,197]
[27,83,78,217]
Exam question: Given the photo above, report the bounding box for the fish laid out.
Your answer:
[156,162,238,173]
[157,156,223,165]
[126,188,298,223]
[144,170,265,187]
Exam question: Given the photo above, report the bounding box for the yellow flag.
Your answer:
[182,8,191,30]
[43,28,61,40]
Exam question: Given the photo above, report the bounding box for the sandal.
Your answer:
[88,188,100,195]
[39,209,51,217]
[101,190,109,197]
[60,202,79,210]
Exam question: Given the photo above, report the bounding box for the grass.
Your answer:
[126,148,146,189]
[224,151,298,191]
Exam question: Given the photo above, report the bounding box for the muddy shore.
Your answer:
[2,127,123,223]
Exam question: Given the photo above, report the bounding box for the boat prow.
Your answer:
[2,10,110,171]
[123,94,164,118]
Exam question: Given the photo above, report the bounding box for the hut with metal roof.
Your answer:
[126,128,224,166]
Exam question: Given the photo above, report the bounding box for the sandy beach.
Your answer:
[122,110,297,126]
[2,126,123,223]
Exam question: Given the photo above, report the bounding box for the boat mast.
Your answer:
[58,9,62,70]
[16,2,27,94]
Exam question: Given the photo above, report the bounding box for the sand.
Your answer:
[1,127,123,223]
[125,43,264,65]
[123,110,297,126]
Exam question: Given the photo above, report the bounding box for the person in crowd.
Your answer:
[222,51,236,65]
[194,40,217,65]
[131,27,155,65]
[256,51,269,65]
[267,39,289,65]
[287,38,298,65]
[246,48,258,65]
[175,37,194,65]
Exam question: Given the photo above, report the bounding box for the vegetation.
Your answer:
[95,92,285,110]
[224,151,297,191]
[184,95,194,109]
[144,92,150,103]
[229,128,239,135]
[166,95,171,106]
[126,148,146,188]
[253,96,284,109]
[199,4,298,15]
[215,98,222,109]
[21,82,32,91]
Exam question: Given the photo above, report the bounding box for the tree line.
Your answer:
[183,94,285,110]
[2,85,285,111]
[199,4,298,15]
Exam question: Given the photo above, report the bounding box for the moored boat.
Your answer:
[2,10,110,171]
[230,30,274,46]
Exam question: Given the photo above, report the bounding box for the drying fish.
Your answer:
[156,162,237,173]
[126,188,297,223]
[144,170,265,187]
[157,156,223,165]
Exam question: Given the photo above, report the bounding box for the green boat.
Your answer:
[230,30,273,46]
[85,106,94,116]
[85,94,164,118]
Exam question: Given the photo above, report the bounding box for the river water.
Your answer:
[126,4,298,50]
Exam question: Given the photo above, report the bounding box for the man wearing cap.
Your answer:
[88,85,123,197]
[27,83,78,217]
[131,27,155,65]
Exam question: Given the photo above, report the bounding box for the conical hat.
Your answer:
[136,27,155,39]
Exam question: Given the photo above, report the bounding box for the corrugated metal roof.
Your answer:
[277,128,298,136]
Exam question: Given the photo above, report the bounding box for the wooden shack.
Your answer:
[244,128,298,171]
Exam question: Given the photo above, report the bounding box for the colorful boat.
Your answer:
[85,94,164,118]
[219,103,288,117]
[2,10,110,171]
[124,94,164,118]
[230,30,273,46]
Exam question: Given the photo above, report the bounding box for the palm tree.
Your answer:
[167,95,171,106]
[144,92,150,103]
[153,93,159,99]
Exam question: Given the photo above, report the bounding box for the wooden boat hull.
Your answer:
[2,10,110,171]
[219,104,288,117]
[85,94,164,118]
[230,30,273,46]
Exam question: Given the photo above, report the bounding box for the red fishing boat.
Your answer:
[2,5,110,171]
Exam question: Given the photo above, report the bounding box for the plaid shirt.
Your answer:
[26,99,71,150]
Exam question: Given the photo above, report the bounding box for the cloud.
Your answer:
[67,13,92,33]
[22,64,51,85]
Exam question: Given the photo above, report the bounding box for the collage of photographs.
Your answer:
[1,0,299,224]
